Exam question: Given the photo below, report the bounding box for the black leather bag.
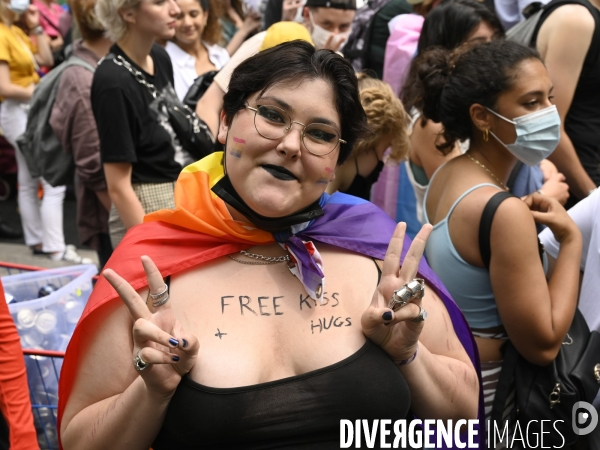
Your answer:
[483,192,600,446]
[182,70,217,112]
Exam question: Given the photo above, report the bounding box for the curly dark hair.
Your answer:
[403,0,504,114]
[416,40,541,154]
[223,40,369,165]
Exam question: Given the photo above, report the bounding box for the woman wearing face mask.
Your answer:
[165,0,229,101]
[327,72,409,200]
[420,39,582,428]
[93,0,185,248]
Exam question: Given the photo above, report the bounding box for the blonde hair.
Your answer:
[354,72,409,163]
[70,0,106,41]
[1,2,17,26]
[95,0,141,41]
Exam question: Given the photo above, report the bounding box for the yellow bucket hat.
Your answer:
[260,22,315,51]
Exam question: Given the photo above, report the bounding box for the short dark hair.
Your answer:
[417,40,541,154]
[418,0,503,51]
[223,40,368,164]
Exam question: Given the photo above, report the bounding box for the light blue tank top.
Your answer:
[424,183,504,329]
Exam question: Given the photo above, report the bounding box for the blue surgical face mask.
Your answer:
[486,105,561,166]
[8,0,29,13]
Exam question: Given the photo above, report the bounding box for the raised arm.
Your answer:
[490,194,581,365]
[61,257,199,450]
[362,224,479,421]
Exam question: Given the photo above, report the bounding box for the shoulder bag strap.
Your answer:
[478,191,514,270]
[480,190,520,427]
[490,342,520,426]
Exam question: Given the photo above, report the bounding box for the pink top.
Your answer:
[32,0,63,38]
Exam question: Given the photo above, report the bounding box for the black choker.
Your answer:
[212,175,324,233]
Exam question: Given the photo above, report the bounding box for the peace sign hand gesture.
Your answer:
[103,256,200,397]
[361,223,432,363]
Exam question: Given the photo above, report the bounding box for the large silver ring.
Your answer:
[148,283,169,300]
[152,293,170,308]
[387,278,425,311]
[412,306,428,323]
[133,349,149,371]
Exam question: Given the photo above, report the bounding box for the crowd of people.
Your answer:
[0,0,599,448]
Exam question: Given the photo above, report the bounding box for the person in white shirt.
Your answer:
[539,188,600,354]
[539,188,600,448]
[166,0,229,100]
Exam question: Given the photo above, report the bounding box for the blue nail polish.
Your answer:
[172,355,180,362]
[169,338,179,347]
[182,339,189,348]
[382,311,393,321]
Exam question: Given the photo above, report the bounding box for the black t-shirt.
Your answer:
[91,43,182,183]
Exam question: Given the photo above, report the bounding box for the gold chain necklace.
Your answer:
[466,153,508,191]
[227,250,291,265]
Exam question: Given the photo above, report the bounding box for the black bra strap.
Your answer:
[372,258,382,284]
[479,192,515,270]
[165,275,171,289]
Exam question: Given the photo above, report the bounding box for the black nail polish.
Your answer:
[182,339,189,348]
[169,338,179,347]
[172,355,180,362]
[382,311,393,321]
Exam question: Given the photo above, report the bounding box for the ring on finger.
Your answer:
[387,278,425,311]
[152,293,170,308]
[412,306,427,323]
[148,283,169,300]
[147,283,169,307]
[133,349,150,372]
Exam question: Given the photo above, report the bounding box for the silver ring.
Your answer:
[387,278,425,311]
[133,349,149,371]
[152,293,170,308]
[412,306,427,323]
[388,286,411,311]
[148,283,169,300]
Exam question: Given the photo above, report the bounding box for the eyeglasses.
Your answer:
[245,105,346,156]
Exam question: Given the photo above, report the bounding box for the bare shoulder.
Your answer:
[545,4,595,27]
[539,4,595,43]
[491,195,536,238]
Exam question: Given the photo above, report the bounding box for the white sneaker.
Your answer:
[61,245,94,265]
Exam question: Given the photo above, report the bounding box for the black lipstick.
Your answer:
[262,164,297,181]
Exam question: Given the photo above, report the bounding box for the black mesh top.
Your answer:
[152,340,411,449]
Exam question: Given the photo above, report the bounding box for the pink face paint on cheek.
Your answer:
[324,167,334,174]
[229,136,246,158]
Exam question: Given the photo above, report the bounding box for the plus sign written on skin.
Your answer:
[215,329,227,339]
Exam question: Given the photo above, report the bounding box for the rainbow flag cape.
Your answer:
[58,153,484,448]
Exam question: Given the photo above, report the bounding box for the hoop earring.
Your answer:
[483,129,489,142]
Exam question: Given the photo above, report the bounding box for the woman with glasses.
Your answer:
[58,41,481,449]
